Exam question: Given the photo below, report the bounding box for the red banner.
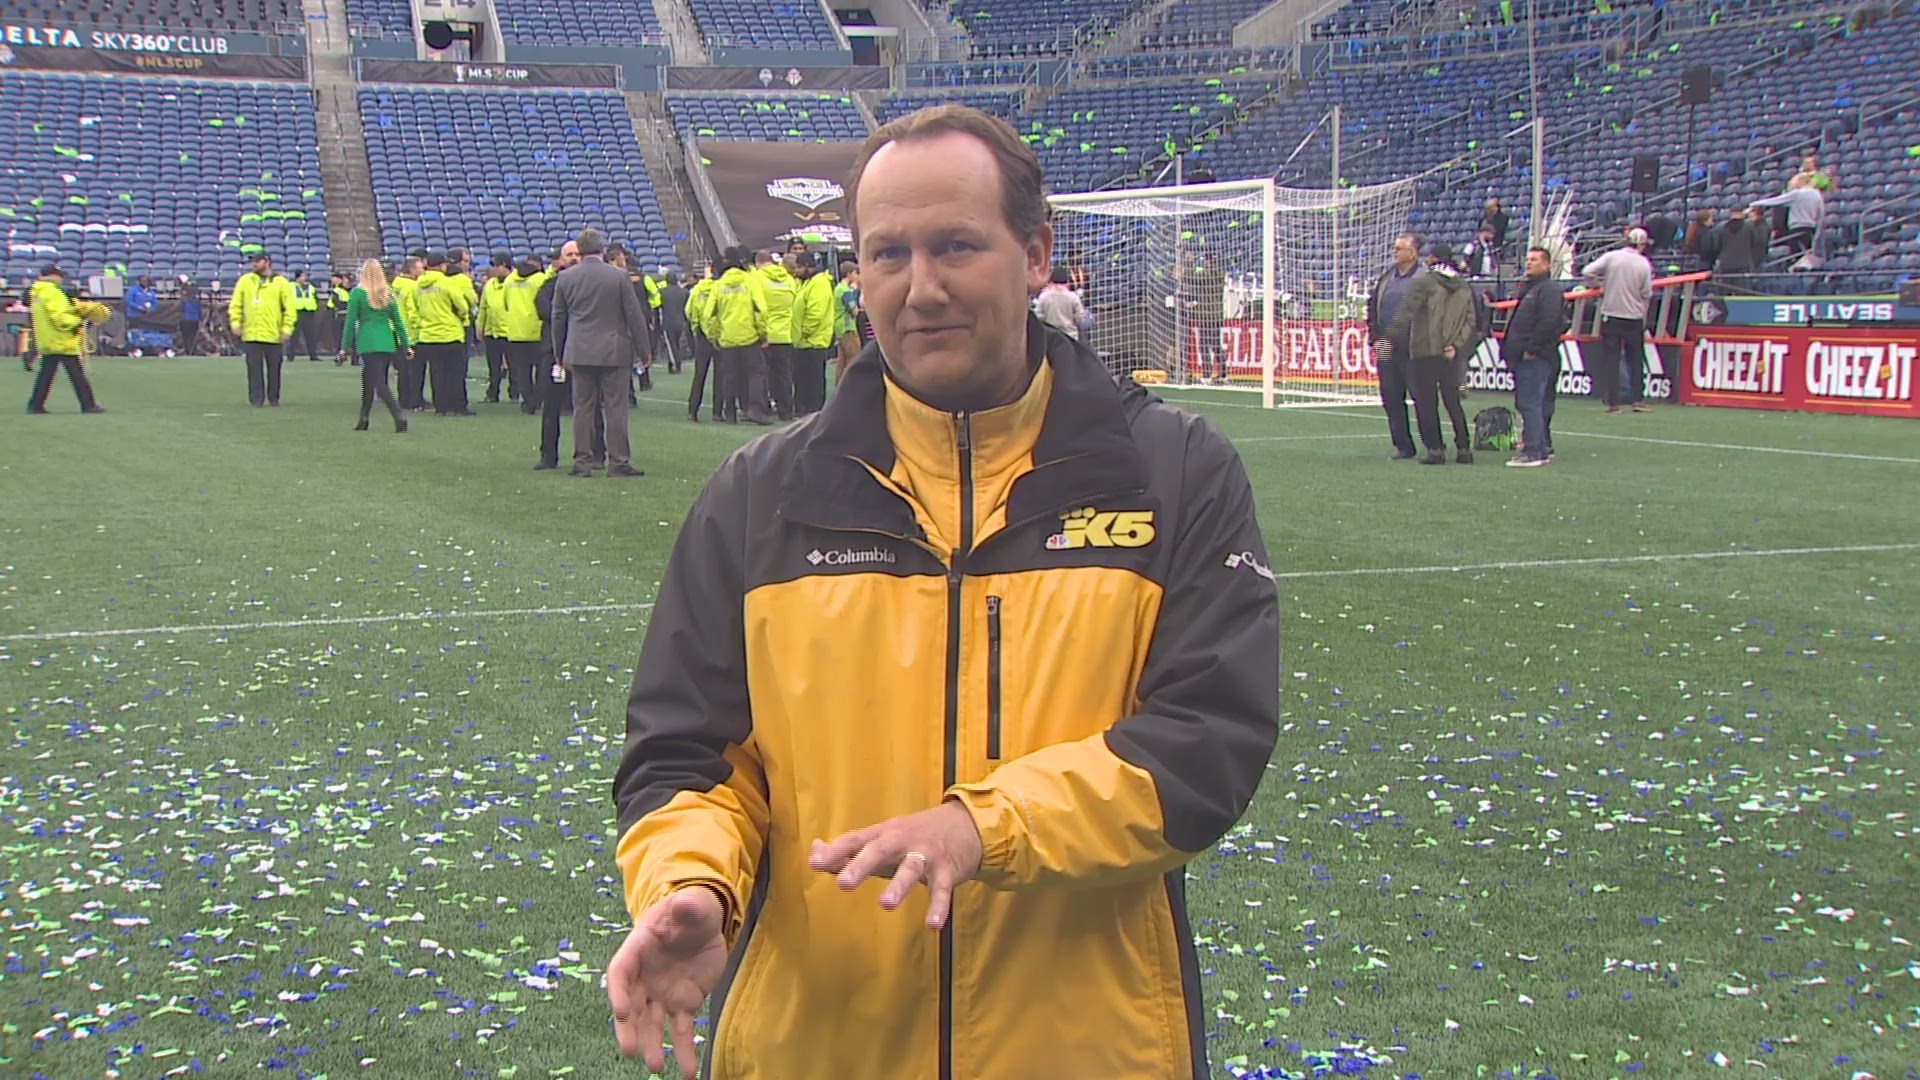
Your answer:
[1189,319,1380,385]
[1683,327,1920,418]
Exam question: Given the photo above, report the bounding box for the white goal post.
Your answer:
[1048,175,1418,408]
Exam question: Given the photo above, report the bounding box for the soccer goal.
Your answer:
[1049,175,1417,408]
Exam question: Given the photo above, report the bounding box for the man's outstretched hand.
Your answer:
[809,800,984,930]
[608,886,728,1075]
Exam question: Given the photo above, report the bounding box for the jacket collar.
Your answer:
[777,315,1148,540]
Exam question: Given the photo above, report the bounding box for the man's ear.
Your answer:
[1025,222,1054,295]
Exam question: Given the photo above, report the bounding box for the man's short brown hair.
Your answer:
[845,103,1048,246]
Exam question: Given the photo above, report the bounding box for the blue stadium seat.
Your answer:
[0,74,328,282]
[358,87,675,270]
[491,0,662,46]
[668,94,868,143]
[687,0,842,49]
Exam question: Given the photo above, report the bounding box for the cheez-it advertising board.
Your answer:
[1683,327,1920,418]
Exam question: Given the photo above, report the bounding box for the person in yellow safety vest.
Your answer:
[228,252,298,407]
[788,252,837,416]
[701,245,769,425]
[683,264,721,422]
[390,254,426,409]
[25,265,107,414]
[329,272,352,364]
[413,250,474,416]
[500,254,550,414]
[478,251,514,404]
[751,249,798,419]
[640,267,671,371]
[290,271,323,363]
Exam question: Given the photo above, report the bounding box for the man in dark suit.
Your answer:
[551,228,653,478]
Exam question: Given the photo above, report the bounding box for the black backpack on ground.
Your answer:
[1473,405,1516,451]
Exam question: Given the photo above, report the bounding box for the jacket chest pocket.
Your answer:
[973,570,1159,767]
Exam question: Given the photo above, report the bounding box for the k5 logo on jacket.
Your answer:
[1047,507,1156,550]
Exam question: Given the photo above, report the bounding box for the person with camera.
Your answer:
[26,265,107,415]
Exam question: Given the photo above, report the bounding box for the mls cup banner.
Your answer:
[699,141,861,251]
[1683,327,1920,418]
[1189,321,1678,401]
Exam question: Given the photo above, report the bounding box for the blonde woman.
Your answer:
[340,258,410,433]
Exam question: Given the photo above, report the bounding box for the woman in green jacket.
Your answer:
[341,258,410,433]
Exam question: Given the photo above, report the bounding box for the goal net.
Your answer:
[1048,176,1418,407]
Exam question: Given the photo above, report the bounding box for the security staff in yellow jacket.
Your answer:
[609,104,1279,1080]
[500,256,549,414]
[289,270,322,362]
[390,255,427,408]
[413,251,475,416]
[699,246,769,425]
[751,250,798,419]
[478,252,514,403]
[683,266,721,422]
[228,253,297,407]
[788,252,837,415]
[25,265,107,414]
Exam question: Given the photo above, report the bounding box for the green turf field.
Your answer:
[2,357,1915,1080]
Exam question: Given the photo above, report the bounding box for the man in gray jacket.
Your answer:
[1580,226,1654,413]
[552,228,653,478]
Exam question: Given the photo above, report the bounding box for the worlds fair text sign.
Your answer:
[1683,328,1919,418]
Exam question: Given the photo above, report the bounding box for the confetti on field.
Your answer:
[3,363,1918,1077]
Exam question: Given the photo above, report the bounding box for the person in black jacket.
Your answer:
[533,241,580,470]
[1502,246,1568,468]
[1365,234,1424,459]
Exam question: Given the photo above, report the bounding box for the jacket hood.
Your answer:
[416,269,448,287]
[720,266,754,284]
[760,264,793,285]
[1430,265,1466,291]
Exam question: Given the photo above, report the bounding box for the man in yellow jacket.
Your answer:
[478,252,513,403]
[608,103,1279,1080]
[751,249,798,419]
[787,252,838,415]
[699,246,769,425]
[683,264,721,422]
[228,253,297,407]
[26,266,107,414]
[390,254,426,408]
[499,255,549,413]
[289,270,322,362]
[413,251,475,416]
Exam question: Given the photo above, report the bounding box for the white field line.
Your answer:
[8,543,1916,643]
[1157,395,1920,464]
[0,602,657,644]
[1269,542,1920,580]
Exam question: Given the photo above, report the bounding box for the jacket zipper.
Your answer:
[939,410,971,1080]
[985,595,1003,761]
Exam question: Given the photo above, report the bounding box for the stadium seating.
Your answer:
[344,0,413,36]
[491,0,663,46]
[686,0,842,49]
[0,0,301,32]
[668,94,868,142]
[877,91,1025,126]
[1081,47,1289,80]
[357,87,674,270]
[1139,0,1276,50]
[1171,6,1920,291]
[942,0,1150,56]
[1019,79,1273,190]
[0,74,327,282]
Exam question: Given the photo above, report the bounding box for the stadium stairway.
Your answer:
[651,0,710,64]
[305,0,383,266]
[625,92,717,268]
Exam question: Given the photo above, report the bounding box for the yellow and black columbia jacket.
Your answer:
[614,317,1279,1079]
